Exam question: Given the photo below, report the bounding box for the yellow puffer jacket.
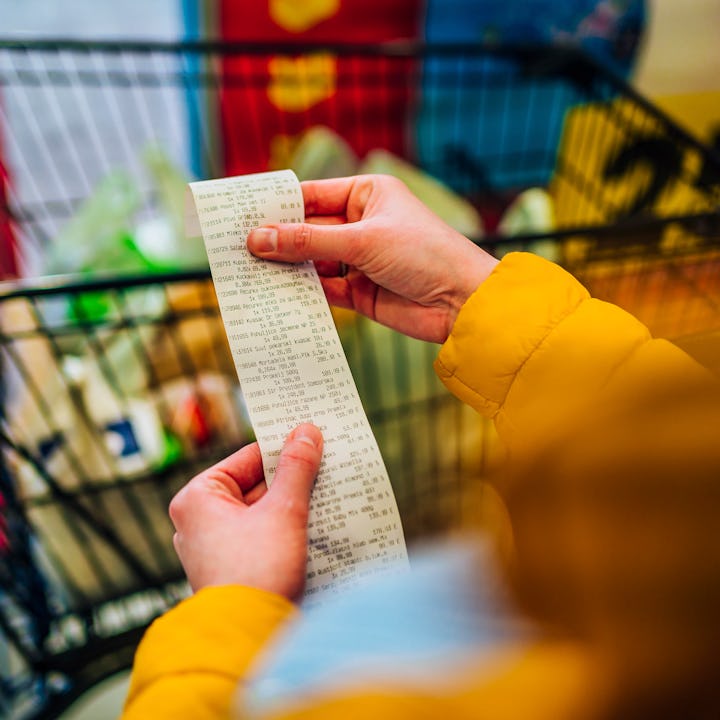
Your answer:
[121,252,717,719]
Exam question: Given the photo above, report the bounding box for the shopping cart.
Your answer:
[0,39,718,718]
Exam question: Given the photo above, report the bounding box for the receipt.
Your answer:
[186,170,408,603]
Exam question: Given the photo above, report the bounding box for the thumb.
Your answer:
[247,223,360,264]
[265,424,324,520]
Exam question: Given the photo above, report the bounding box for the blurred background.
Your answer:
[0,1,718,718]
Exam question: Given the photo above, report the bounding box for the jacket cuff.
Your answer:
[126,585,296,702]
[434,252,589,418]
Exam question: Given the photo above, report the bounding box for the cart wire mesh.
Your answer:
[0,39,719,718]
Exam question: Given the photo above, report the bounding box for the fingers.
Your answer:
[247,175,380,263]
[319,272,378,318]
[169,442,263,526]
[247,221,360,265]
[315,260,346,277]
[301,176,363,216]
[265,424,323,521]
[200,442,264,495]
[170,423,323,532]
[306,215,346,226]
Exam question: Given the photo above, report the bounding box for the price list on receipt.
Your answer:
[186,170,408,603]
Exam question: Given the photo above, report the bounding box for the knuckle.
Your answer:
[293,224,313,254]
[168,481,199,524]
[365,172,404,192]
[168,491,185,525]
[279,445,320,474]
[274,438,322,484]
[381,174,408,194]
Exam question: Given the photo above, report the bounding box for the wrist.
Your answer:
[446,249,499,336]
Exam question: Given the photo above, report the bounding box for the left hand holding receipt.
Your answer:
[170,424,323,601]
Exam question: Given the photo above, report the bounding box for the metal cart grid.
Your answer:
[0,40,718,719]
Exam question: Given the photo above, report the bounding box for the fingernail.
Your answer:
[248,228,277,254]
[295,426,319,449]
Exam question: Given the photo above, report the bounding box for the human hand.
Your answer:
[169,424,323,601]
[247,174,498,343]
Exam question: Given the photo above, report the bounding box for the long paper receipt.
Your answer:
[186,170,408,603]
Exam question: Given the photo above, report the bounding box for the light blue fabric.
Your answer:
[244,537,530,717]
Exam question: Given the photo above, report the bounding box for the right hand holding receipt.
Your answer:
[247,174,499,344]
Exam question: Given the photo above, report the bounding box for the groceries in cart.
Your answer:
[4,302,251,489]
[3,142,251,480]
[2,296,251,603]
[2,273,252,541]
[286,125,559,250]
[41,146,207,281]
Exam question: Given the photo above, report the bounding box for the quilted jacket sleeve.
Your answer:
[121,585,297,719]
[434,252,711,453]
